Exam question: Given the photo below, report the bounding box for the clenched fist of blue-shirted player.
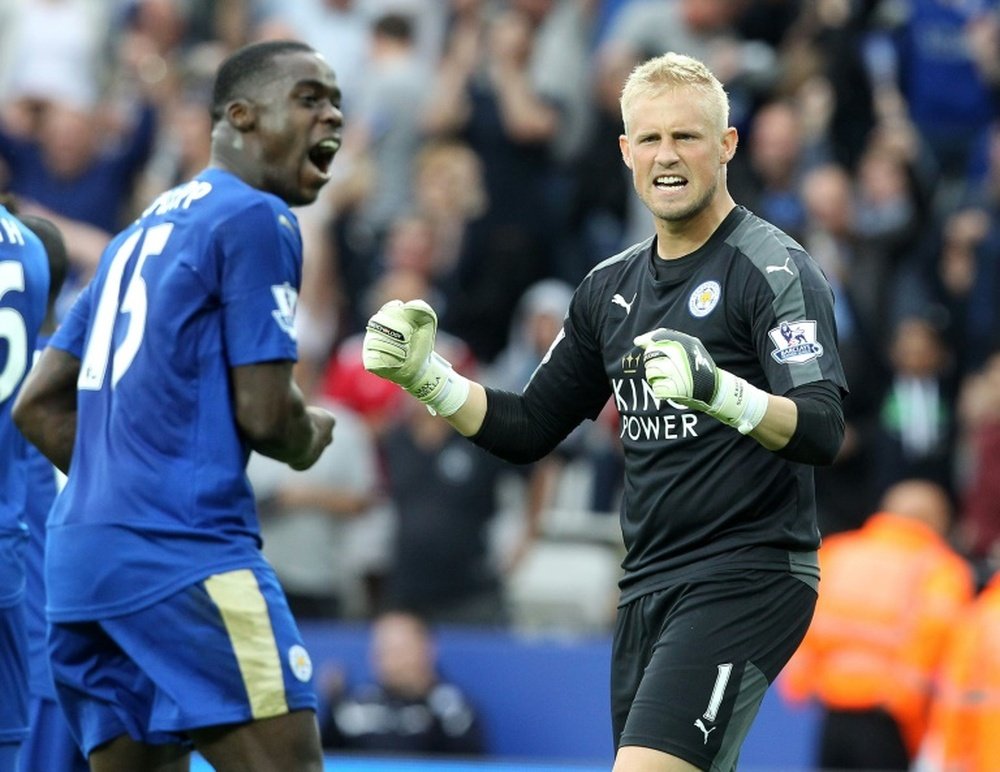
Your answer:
[634,328,769,435]
[363,299,470,417]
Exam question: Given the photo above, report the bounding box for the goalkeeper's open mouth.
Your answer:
[654,174,687,192]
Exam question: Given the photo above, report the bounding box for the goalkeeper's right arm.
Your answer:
[362,299,488,436]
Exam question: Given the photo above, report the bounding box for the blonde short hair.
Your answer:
[620,52,730,134]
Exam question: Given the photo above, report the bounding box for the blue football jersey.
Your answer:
[0,205,49,607]
[46,169,303,621]
[23,336,64,698]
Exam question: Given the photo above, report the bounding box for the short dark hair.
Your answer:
[19,215,68,305]
[0,192,19,213]
[211,39,315,123]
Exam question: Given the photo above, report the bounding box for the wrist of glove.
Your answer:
[362,299,470,417]
[406,349,471,417]
[706,367,769,435]
[634,328,768,435]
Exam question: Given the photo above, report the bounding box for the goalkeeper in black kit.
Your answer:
[363,51,847,772]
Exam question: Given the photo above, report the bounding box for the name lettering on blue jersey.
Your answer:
[0,216,25,245]
[142,180,213,218]
[270,283,298,340]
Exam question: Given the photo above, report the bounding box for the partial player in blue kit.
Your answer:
[13,39,342,772]
[0,198,50,772]
[11,214,86,772]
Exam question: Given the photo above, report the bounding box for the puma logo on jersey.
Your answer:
[694,718,716,745]
[766,257,794,275]
[277,214,297,233]
[271,283,298,339]
[612,292,636,315]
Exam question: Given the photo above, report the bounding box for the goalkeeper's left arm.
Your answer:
[633,327,799,451]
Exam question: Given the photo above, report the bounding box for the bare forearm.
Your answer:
[443,381,488,437]
[245,399,312,462]
[233,364,334,471]
[12,348,80,474]
[16,203,109,280]
[748,394,798,451]
[244,395,326,471]
[492,68,559,142]
[422,64,472,134]
[423,20,478,134]
[18,405,76,474]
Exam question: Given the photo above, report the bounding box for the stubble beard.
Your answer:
[648,175,718,224]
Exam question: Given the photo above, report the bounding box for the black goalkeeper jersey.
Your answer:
[519,206,847,603]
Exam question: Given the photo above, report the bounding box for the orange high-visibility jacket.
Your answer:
[780,512,975,757]
[918,573,1000,771]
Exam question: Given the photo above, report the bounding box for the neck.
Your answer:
[654,194,736,260]
[209,126,259,188]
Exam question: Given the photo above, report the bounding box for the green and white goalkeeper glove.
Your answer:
[363,299,470,417]
[633,328,768,435]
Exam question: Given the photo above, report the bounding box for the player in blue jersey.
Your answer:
[362,53,848,772]
[0,198,51,772]
[13,214,86,772]
[13,40,342,772]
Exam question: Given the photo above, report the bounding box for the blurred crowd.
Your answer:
[2,0,1000,633]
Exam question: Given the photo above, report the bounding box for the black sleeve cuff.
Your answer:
[775,380,846,466]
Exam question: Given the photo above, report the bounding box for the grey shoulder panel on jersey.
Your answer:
[586,236,654,279]
[725,213,827,385]
[725,212,804,291]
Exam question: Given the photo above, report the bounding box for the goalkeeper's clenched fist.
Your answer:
[362,299,470,417]
[634,327,769,435]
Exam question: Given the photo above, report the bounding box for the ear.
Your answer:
[720,126,738,165]
[619,134,632,170]
[225,99,256,132]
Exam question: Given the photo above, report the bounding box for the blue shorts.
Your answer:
[0,602,28,745]
[17,696,87,772]
[49,566,318,756]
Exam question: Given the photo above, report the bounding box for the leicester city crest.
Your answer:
[688,281,721,317]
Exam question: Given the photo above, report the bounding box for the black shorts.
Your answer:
[612,569,817,770]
